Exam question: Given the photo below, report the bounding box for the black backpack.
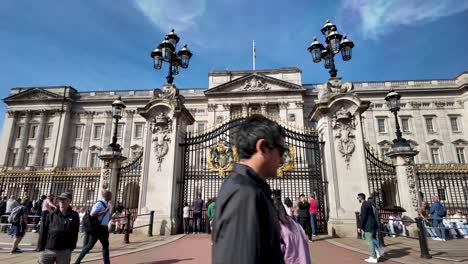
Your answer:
[82,201,107,232]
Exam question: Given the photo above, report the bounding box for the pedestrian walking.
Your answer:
[417,201,438,239]
[367,197,385,259]
[298,194,311,240]
[357,193,379,263]
[34,195,47,217]
[308,192,318,237]
[183,202,190,234]
[38,192,80,264]
[74,190,112,264]
[212,114,285,264]
[273,198,311,264]
[429,195,447,241]
[205,198,212,234]
[36,194,56,251]
[192,194,204,234]
[8,200,28,254]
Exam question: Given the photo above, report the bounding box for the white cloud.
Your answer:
[342,0,468,39]
[134,0,206,33]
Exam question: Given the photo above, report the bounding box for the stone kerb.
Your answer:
[310,91,371,238]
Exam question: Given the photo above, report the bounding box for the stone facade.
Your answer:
[1,68,467,170]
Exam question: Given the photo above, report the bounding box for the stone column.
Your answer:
[310,93,371,237]
[386,147,420,222]
[122,110,135,157]
[136,91,194,235]
[32,110,48,167]
[98,149,127,208]
[0,111,17,167]
[15,111,32,167]
[207,104,216,127]
[52,108,72,167]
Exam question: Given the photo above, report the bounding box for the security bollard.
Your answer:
[148,211,154,237]
[124,213,131,244]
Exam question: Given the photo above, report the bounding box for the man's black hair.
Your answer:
[235,114,286,159]
[357,193,366,200]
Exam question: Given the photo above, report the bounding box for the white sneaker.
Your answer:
[392,235,396,238]
[431,237,437,240]
[375,249,380,259]
[365,257,378,263]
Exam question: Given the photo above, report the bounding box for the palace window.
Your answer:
[71,152,80,167]
[89,152,100,168]
[45,124,53,139]
[16,126,23,139]
[93,124,103,140]
[377,118,386,133]
[74,125,83,139]
[401,118,410,132]
[41,152,48,167]
[134,123,144,139]
[456,147,466,164]
[425,117,435,133]
[30,125,38,139]
[430,148,441,164]
[116,123,124,138]
[450,117,460,132]
[197,122,206,133]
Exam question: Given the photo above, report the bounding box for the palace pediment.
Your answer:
[4,88,63,102]
[204,73,306,95]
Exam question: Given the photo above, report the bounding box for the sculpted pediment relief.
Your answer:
[4,88,62,102]
[205,73,305,95]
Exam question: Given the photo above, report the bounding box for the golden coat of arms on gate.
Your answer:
[207,140,238,177]
[277,145,295,177]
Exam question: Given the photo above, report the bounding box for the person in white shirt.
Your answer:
[283,197,293,217]
[78,207,86,233]
[451,210,468,238]
[443,210,458,239]
[5,195,19,214]
[183,203,190,234]
[387,213,407,237]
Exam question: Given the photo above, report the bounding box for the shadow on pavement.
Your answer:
[139,259,194,264]
[382,247,411,259]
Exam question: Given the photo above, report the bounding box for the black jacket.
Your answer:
[38,207,80,251]
[298,201,310,218]
[212,164,284,264]
[359,201,378,232]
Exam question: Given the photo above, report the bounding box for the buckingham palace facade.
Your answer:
[1,67,467,169]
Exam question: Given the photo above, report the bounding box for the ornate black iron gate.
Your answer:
[179,116,328,233]
[365,145,400,210]
[116,152,143,210]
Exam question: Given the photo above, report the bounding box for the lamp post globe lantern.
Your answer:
[109,96,126,152]
[308,19,354,78]
[385,89,410,148]
[150,29,193,84]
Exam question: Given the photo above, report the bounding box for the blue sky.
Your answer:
[1,0,468,131]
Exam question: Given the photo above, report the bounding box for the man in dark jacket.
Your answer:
[357,193,378,263]
[38,192,79,264]
[298,194,312,240]
[192,194,204,234]
[212,114,286,264]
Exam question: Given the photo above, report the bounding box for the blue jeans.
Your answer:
[388,223,407,236]
[432,219,445,239]
[423,221,437,237]
[74,225,110,264]
[309,213,317,235]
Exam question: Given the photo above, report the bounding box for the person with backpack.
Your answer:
[430,195,447,241]
[8,200,28,254]
[74,190,112,264]
[38,192,80,264]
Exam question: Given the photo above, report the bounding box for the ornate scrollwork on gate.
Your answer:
[277,145,295,177]
[207,140,238,177]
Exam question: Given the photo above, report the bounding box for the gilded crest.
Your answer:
[207,140,238,177]
[277,145,295,177]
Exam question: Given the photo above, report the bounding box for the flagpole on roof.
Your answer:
[253,40,256,70]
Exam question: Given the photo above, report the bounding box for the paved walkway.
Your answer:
[89,234,400,264]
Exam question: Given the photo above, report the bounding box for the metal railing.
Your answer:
[111,211,154,244]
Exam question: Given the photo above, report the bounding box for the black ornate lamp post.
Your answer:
[385,89,410,148]
[308,19,355,78]
[151,29,193,84]
[109,96,126,152]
